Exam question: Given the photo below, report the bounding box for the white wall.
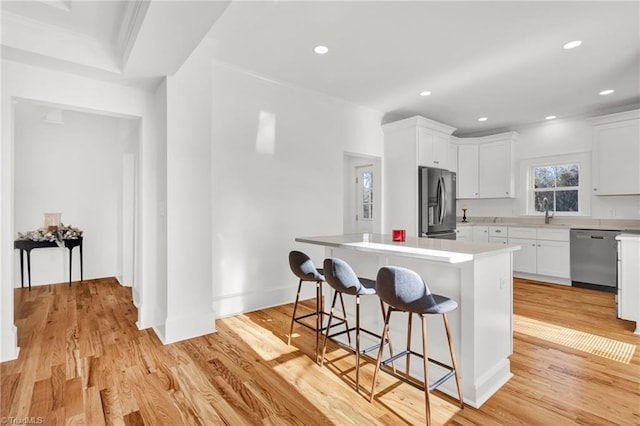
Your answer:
[210,61,384,317]
[458,116,640,219]
[13,108,137,286]
[157,40,216,343]
[1,60,158,361]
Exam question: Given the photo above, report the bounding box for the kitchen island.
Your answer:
[295,234,520,408]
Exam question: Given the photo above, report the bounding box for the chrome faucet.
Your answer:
[542,197,554,224]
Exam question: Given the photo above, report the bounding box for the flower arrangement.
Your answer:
[17,224,83,243]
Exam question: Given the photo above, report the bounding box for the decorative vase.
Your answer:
[44,212,61,231]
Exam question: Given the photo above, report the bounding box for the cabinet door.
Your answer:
[472,226,489,242]
[509,237,537,274]
[455,226,472,241]
[457,144,479,198]
[618,238,640,321]
[537,240,570,278]
[432,133,449,168]
[418,129,449,169]
[478,140,512,198]
[449,143,458,173]
[593,119,640,195]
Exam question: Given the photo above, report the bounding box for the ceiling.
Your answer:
[2,1,639,136]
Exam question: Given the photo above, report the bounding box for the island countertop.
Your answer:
[295,233,520,264]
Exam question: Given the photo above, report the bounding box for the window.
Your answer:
[533,163,579,213]
[522,152,590,216]
[360,170,373,220]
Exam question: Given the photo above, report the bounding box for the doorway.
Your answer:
[12,100,139,289]
[343,153,382,234]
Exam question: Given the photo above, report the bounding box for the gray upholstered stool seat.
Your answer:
[370,266,463,425]
[320,257,391,393]
[288,251,347,363]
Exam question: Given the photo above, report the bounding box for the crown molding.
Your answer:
[117,0,150,70]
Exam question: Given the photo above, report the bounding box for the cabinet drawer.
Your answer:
[509,227,536,239]
[489,226,508,237]
[538,228,570,242]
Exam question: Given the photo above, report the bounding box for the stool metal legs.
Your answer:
[443,314,464,408]
[369,308,464,425]
[288,278,348,363]
[321,294,392,392]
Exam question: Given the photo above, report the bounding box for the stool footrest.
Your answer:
[379,350,457,392]
[326,327,386,356]
[295,311,346,333]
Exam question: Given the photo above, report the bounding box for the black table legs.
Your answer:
[16,239,83,290]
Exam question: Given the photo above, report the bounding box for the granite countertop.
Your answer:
[295,233,520,263]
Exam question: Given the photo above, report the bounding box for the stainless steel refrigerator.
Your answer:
[419,166,457,239]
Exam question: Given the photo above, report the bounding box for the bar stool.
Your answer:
[369,266,463,426]
[320,257,393,393]
[288,250,347,363]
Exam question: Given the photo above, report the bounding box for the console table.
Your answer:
[14,237,83,290]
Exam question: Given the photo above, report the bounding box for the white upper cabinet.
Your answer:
[457,132,517,199]
[449,137,459,174]
[589,110,640,196]
[457,143,479,198]
[479,139,513,198]
[418,126,453,169]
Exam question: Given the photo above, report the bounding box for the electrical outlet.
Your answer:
[500,277,509,289]
[609,208,616,217]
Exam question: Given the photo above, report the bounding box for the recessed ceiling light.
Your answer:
[478,117,488,122]
[419,91,432,97]
[314,45,328,55]
[563,40,582,49]
[599,89,615,96]
[546,115,557,120]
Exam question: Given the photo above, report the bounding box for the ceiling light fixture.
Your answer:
[314,45,328,55]
[419,91,431,97]
[563,40,582,49]
[478,117,488,122]
[545,115,557,120]
[599,89,615,96]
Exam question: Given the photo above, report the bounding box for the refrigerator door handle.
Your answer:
[439,176,446,224]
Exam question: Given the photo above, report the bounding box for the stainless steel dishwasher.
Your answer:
[570,228,619,293]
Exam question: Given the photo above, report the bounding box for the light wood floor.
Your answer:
[1,277,639,425]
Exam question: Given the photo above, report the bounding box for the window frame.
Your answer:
[523,152,591,217]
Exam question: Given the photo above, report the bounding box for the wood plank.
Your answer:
[1,277,638,425]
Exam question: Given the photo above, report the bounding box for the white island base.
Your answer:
[296,234,520,408]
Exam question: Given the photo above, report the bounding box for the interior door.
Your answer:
[355,165,374,234]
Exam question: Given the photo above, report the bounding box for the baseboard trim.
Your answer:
[213,285,313,319]
[156,310,217,344]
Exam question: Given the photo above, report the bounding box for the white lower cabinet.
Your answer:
[508,226,570,280]
[472,226,489,242]
[536,240,570,278]
[616,235,640,332]
[489,227,508,245]
[509,237,537,274]
[455,226,473,241]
